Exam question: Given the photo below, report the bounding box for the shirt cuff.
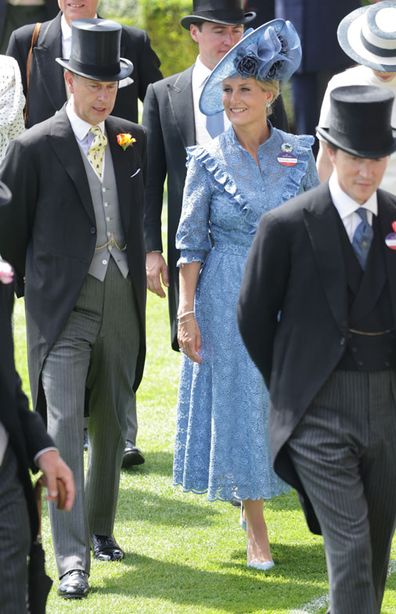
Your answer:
[34,447,58,466]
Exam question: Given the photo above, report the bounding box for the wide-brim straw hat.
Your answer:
[337,1,396,72]
[56,19,133,82]
[200,19,301,116]
[316,85,396,159]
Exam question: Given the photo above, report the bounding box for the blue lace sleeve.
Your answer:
[302,149,320,192]
[176,149,213,266]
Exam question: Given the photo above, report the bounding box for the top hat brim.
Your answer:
[56,57,133,82]
[338,5,396,73]
[181,11,255,29]
[0,181,12,207]
[316,125,396,159]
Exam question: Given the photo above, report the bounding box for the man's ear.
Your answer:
[64,70,74,93]
[189,24,200,44]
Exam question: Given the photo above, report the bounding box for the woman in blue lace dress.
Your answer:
[174,20,319,570]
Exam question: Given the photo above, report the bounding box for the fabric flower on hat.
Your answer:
[233,22,301,82]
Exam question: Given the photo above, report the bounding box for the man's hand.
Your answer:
[146,252,169,298]
[37,450,75,511]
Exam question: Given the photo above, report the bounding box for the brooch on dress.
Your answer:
[277,142,297,167]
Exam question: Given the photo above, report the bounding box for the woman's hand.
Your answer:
[178,315,202,363]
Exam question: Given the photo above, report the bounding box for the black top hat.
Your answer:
[316,85,396,159]
[0,181,11,207]
[56,19,133,82]
[181,0,255,29]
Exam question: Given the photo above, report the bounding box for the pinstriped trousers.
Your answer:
[287,370,396,614]
[0,445,30,613]
[41,259,140,578]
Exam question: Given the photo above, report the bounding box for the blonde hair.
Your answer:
[257,80,280,116]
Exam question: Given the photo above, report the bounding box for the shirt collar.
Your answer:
[329,171,378,220]
[66,99,105,142]
[61,13,98,42]
[194,56,212,89]
[61,14,71,43]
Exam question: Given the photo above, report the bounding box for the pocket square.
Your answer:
[130,168,141,178]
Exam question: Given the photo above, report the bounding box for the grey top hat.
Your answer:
[56,19,133,81]
[181,0,255,30]
[0,181,11,207]
[316,85,396,159]
[337,1,396,72]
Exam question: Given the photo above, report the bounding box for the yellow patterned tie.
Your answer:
[87,125,108,179]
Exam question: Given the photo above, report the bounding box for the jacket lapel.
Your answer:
[106,118,139,234]
[33,14,66,113]
[377,190,396,322]
[48,107,95,223]
[303,183,348,332]
[167,67,195,148]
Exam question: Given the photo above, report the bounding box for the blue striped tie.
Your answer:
[352,208,373,270]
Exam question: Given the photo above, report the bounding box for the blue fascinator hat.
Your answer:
[200,19,301,116]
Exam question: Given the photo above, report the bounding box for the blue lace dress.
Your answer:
[174,125,319,501]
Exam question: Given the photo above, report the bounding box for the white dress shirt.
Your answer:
[192,56,230,146]
[329,172,377,242]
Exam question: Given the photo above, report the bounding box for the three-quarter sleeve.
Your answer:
[176,149,213,266]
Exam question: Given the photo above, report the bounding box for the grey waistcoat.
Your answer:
[81,145,129,282]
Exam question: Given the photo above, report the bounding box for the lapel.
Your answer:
[303,182,348,332]
[167,67,196,148]
[33,15,66,112]
[106,117,140,234]
[48,107,94,223]
[377,190,396,321]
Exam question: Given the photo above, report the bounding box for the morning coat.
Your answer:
[0,108,147,420]
[238,182,396,533]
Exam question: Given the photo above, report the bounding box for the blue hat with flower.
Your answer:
[200,19,301,116]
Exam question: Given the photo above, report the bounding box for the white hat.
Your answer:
[337,1,396,72]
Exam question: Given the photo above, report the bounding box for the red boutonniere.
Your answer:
[117,133,136,151]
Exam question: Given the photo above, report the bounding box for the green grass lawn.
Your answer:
[13,293,396,614]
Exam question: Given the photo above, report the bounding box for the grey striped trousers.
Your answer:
[42,259,140,578]
[287,370,396,614]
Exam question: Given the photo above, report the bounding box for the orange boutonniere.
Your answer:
[117,133,136,151]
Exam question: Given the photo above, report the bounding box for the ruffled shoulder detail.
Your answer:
[185,140,260,234]
[272,130,316,203]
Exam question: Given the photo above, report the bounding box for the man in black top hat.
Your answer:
[142,0,289,351]
[6,0,161,470]
[238,85,396,613]
[0,19,147,599]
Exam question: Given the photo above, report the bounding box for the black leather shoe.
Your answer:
[122,441,145,468]
[92,534,124,561]
[58,570,89,599]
